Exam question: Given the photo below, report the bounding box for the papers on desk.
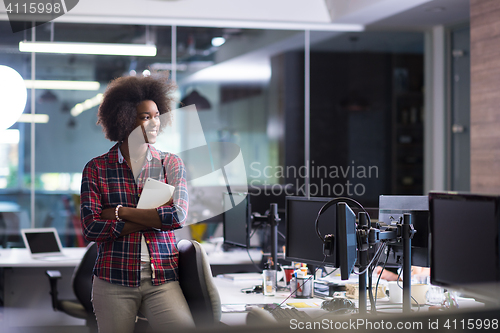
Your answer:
[137,178,175,209]
[286,302,322,308]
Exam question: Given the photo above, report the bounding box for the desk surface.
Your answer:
[214,274,327,325]
[213,274,487,326]
[0,247,87,267]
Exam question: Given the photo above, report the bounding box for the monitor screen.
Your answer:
[429,192,500,288]
[285,196,337,267]
[378,195,430,267]
[222,192,251,248]
[24,231,61,254]
[337,202,357,280]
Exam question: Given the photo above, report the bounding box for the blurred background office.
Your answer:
[0,0,494,247]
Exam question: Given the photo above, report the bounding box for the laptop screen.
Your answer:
[22,228,64,256]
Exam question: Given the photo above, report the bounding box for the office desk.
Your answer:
[213,274,488,327]
[213,275,326,326]
[0,247,87,331]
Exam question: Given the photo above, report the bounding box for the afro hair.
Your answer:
[97,73,176,142]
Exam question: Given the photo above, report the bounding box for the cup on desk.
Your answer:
[290,276,313,298]
[411,283,429,305]
[283,266,294,285]
[387,281,429,305]
[262,269,277,296]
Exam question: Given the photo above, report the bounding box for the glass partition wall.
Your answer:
[0,21,424,246]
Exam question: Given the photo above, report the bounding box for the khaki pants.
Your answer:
[92,264,195,333]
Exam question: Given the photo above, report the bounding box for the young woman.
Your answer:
[80,74,194,333]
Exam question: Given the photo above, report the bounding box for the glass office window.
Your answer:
[308,30,425,207]
[0,20,427,245]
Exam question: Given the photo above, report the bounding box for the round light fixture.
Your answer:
[0,66,27,130]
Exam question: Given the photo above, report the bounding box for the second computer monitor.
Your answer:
[285,196,358,279]
[222,192,251,248]
[429,191,500,289]
[285,197,337,267]
[337,202,357,280]
[378,195,430,267]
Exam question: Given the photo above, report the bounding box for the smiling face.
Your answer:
[135,100,160,144]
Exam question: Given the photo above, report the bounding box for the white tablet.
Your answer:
[137,178,175,209]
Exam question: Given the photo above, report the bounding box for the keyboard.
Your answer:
[267,307,311,322]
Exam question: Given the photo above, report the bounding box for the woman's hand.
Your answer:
[100,208,117,221]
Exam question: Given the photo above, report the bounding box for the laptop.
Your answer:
[21,228,67,260]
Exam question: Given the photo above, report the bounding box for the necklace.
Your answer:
[130,154,146,163]
[123,151,147,163]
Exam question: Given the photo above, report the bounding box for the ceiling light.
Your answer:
[185,61,271,83]
[211,37,226,47]
[71,93,104,117]
[17,114,49,123]
[19,41,157,57]
[24,80,100,91]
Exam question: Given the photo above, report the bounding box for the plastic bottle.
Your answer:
[262,262,276,296]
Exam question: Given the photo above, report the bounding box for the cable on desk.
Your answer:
[353,241,386,276]
[367,242,388,314]
[368,266,375,313]
[396,267,420,311]
[373,243,390,312]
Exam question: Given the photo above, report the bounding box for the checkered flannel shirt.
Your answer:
[80,142,188,287]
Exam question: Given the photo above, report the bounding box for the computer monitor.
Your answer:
[285,197,337,267]
[429,192,500,293]
[285,197,358,279]
[222,192,251,248]
[377,195,430,267]
[337,202,357,280]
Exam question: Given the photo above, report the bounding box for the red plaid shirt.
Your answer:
[80,142,188,287]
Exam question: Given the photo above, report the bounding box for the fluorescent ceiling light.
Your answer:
[184,61,271,83]
[17,114,49,123]
[24,80,100,91]
[19,41,157,57]
[71,93,104,117]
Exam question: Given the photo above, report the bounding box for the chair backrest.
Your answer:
[72,242,98,315]
[177,239,221,327]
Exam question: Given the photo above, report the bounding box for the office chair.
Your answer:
[46,242,97,332]
[177,239,222,327]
